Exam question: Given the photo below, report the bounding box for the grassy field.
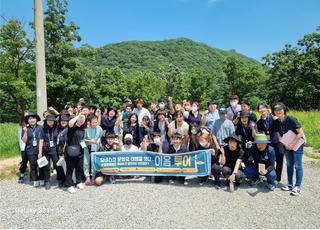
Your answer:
[0,110,319,160]
[0,123,21,159]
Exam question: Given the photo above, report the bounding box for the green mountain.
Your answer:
[81,37,261,75]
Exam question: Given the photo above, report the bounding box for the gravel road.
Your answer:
[0,160,319,229]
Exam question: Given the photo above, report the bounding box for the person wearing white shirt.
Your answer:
[133,98,151,125]
[121,134,139,151]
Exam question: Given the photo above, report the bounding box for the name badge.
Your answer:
[80,140,86,149]
[57,138,59,145]
[266,135,270,141]
[91,144,97,152]
[33,140,37,146]
[161,135,166,142]
[50,141,54,147]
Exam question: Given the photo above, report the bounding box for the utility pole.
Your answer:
[34,0,47,120]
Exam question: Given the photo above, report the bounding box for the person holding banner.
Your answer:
[122,134,139,151]
[21,113,43,187]
[272,102,305,196]
[95,132,120,185]
[243,133,277,191]
[164,132,188,184]
[196,132,220,189]
[84,116,103,185]
[65,112,87,193]
[221,135,244,187]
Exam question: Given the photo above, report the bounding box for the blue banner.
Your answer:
[91,150,212,176]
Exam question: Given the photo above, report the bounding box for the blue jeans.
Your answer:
[284,146,304,186]
[244,165,277,185]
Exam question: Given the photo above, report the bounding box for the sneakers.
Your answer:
[268,184,275,191]
[39,180,45,186]
[45,182,51,190]
[67,186,76,193]
[76,183,85,190]
[214,182,221,190]
[168,179,174,184]
[33,181,40,187]
[183,180,188,185]
[18,176,24,183]
[91,178,96,184]
[290,186,301,196]
[52,169,57,175]
[85,179,91,185]
[109,177,116,184]
[200,177,208,185]
[281,183,293,191]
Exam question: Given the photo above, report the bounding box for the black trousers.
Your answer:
[65,156,84,187]
[271,142,285,182]
[222,165,244,183]
[27,154,39,182]
[19,151,29,174]
[42,151,65,183]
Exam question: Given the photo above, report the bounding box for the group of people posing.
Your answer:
[18,95,306,195]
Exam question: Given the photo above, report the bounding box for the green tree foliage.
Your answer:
[94,66,129,109]
[30,0,96,109]
[159,64,190,103]
[129,72,166,109]
[262,26,320,109]
[220,56,267,107]
[0,18,36,121]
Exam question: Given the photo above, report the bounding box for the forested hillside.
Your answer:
[80,37,262,76]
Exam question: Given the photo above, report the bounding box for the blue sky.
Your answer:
[1,0,320,62]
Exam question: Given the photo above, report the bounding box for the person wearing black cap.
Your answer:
[201,100,219,127]
[272,102,305,196]
[233,100,258,125]
[243,134,277,191]
[21,112,43,187]
[38,114,60,189]
[221,135,245,186]
[235,111,257,166]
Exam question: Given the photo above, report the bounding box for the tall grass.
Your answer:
[0,123,21,159]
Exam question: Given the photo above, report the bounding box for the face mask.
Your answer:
[185,106,190,111]
[219,114,226,119]
[191,130,197,134]
[191,107,197,113]
[159,104,165,109]
[154,138,161,144]
[199,141,207,147]
[125,140,132,146]
[230,102,237,107]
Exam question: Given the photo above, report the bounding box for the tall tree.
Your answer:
[0,18,36,113]
[262,26,320,109]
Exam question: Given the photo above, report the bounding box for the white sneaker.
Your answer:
[67,186,76,193]
[52,169,57,175]
[109,177,116,184]
[33,181,40,187]
[39,180,45,186]
[76,183,85,190]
